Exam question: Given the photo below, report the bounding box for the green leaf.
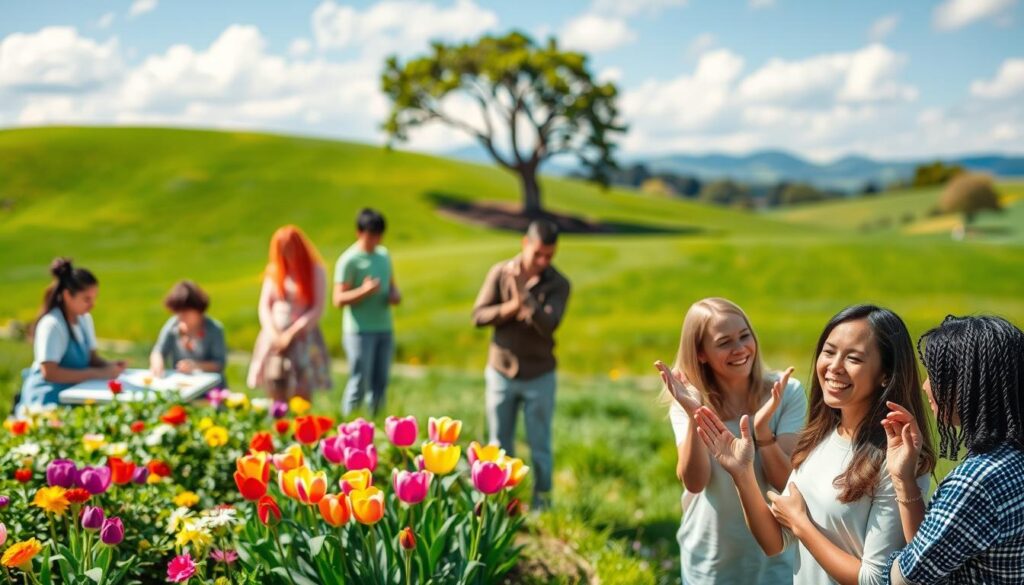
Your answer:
[308,534,328,557]
[85,568,104,583]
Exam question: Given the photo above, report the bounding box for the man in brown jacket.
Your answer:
[472,219,570,508]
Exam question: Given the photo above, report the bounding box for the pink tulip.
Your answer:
[338,418,375,449]
[392,469,432,505]
[344,445,378,472]
[471,460,511,495]
[320,435,346,464]
[385,416,418,448]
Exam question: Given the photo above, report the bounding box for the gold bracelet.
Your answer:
[895,493,922,505]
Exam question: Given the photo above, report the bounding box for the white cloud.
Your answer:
[561,14,636,53]
[129,0,158,18]
[869,14,899,42]
[738,44,915,105]
[0,27,123,92]
[289,38,312,58]
[96,12,116,30]
[620,44,944,160]
[591,0,686,17]
[749,0,775,9]
[970,58,1024,99]
[933,0,1016,30]
[686,33,716,58]
[598,66,623,83]
[311,0,498,54]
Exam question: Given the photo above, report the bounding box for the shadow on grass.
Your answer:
[427,192,703,236]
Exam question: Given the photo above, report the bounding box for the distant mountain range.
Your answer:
[442,145,1024,192]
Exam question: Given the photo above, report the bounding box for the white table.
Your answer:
[58,368,221,405]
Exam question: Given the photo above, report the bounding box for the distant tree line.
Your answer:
[586,159,976,210]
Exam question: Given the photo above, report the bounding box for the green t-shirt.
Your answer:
[334,243,393,333]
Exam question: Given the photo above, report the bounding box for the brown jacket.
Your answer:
[471,257,571,380]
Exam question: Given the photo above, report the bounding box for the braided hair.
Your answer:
[918,315,1024,459]
[31,257,98,337]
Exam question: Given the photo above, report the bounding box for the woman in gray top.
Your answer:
[149,280,227,387]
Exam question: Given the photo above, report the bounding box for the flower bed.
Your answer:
[0,393,527,584]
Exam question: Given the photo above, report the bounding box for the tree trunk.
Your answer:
[518,165,543,217]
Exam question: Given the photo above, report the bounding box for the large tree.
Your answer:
[382,31,625,217]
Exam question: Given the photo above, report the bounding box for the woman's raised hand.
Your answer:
[754,366,793,437]
[882,401,924,484]
[654,360,702,415]
[695,408,755,477]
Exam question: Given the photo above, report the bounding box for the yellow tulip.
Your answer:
[421,441,460,475]
[288,396,311,415]
[350,486,385,525]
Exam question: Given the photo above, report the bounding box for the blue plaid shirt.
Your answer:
[885,443,1024,584]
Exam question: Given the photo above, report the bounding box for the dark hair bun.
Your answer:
[50,257,74,281]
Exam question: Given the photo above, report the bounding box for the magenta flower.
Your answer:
[320,435,346,465]
[76,466,112,495]
[0,496,9,508]
[206,388,230,408]
[343,445,378,472]
[46,459,78,488]
[338,418,375,449]
[100,517,124,545]
[270,400,289,419]
[210,549,238,565]
[392,470,432,505]
[471,460,511,495]
[131,467,150,485]
[385,416,418,448]
[81,506,105,531]
[167,554,196,583]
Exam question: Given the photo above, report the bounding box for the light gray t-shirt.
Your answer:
[152,315,227,372]
[669,376,807,584]
[32,307,96,367]
[782,428,931,585]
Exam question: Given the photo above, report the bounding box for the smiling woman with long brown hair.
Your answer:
[696,304,936,585]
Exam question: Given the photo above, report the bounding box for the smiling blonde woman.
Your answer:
[657,297,807,584]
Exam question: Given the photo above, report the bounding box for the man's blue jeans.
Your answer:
[342,331,393,416]
[485,366,556,503]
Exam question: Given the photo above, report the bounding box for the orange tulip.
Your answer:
[234,452,271,501]
[279,466,327,505]
[428,416,462,444]
[273,444,304,472]
[350,486,385,525]
[499,456,530,488]
[318,493,351,527]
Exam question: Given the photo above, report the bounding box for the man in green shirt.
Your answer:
[332,208,401,416]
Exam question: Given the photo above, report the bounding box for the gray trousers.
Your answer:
[485,366,556,499]
[342,331,393,416]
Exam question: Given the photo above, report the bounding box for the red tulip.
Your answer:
[249,432,275,454]
[107,457,136,485]
[107,380,122,395]
[294,415,334,446]
[257,495,281,526]
[160,405,187,426]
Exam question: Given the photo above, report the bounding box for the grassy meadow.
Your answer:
[1,126,1023,583]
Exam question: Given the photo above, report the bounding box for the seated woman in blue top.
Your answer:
[18,258,125,411]
[148,280,227,387]
[884,315,1024,584]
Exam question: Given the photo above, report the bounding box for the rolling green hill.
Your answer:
[2,127,1022,382]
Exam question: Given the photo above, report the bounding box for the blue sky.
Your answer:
[2,0,1022,161]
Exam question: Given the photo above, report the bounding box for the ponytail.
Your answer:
[31,257,98,337]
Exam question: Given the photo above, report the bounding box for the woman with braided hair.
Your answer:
[883,315,1024,584]
[16,257,125,412]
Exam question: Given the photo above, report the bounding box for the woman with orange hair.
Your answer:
[247,226,332,401]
